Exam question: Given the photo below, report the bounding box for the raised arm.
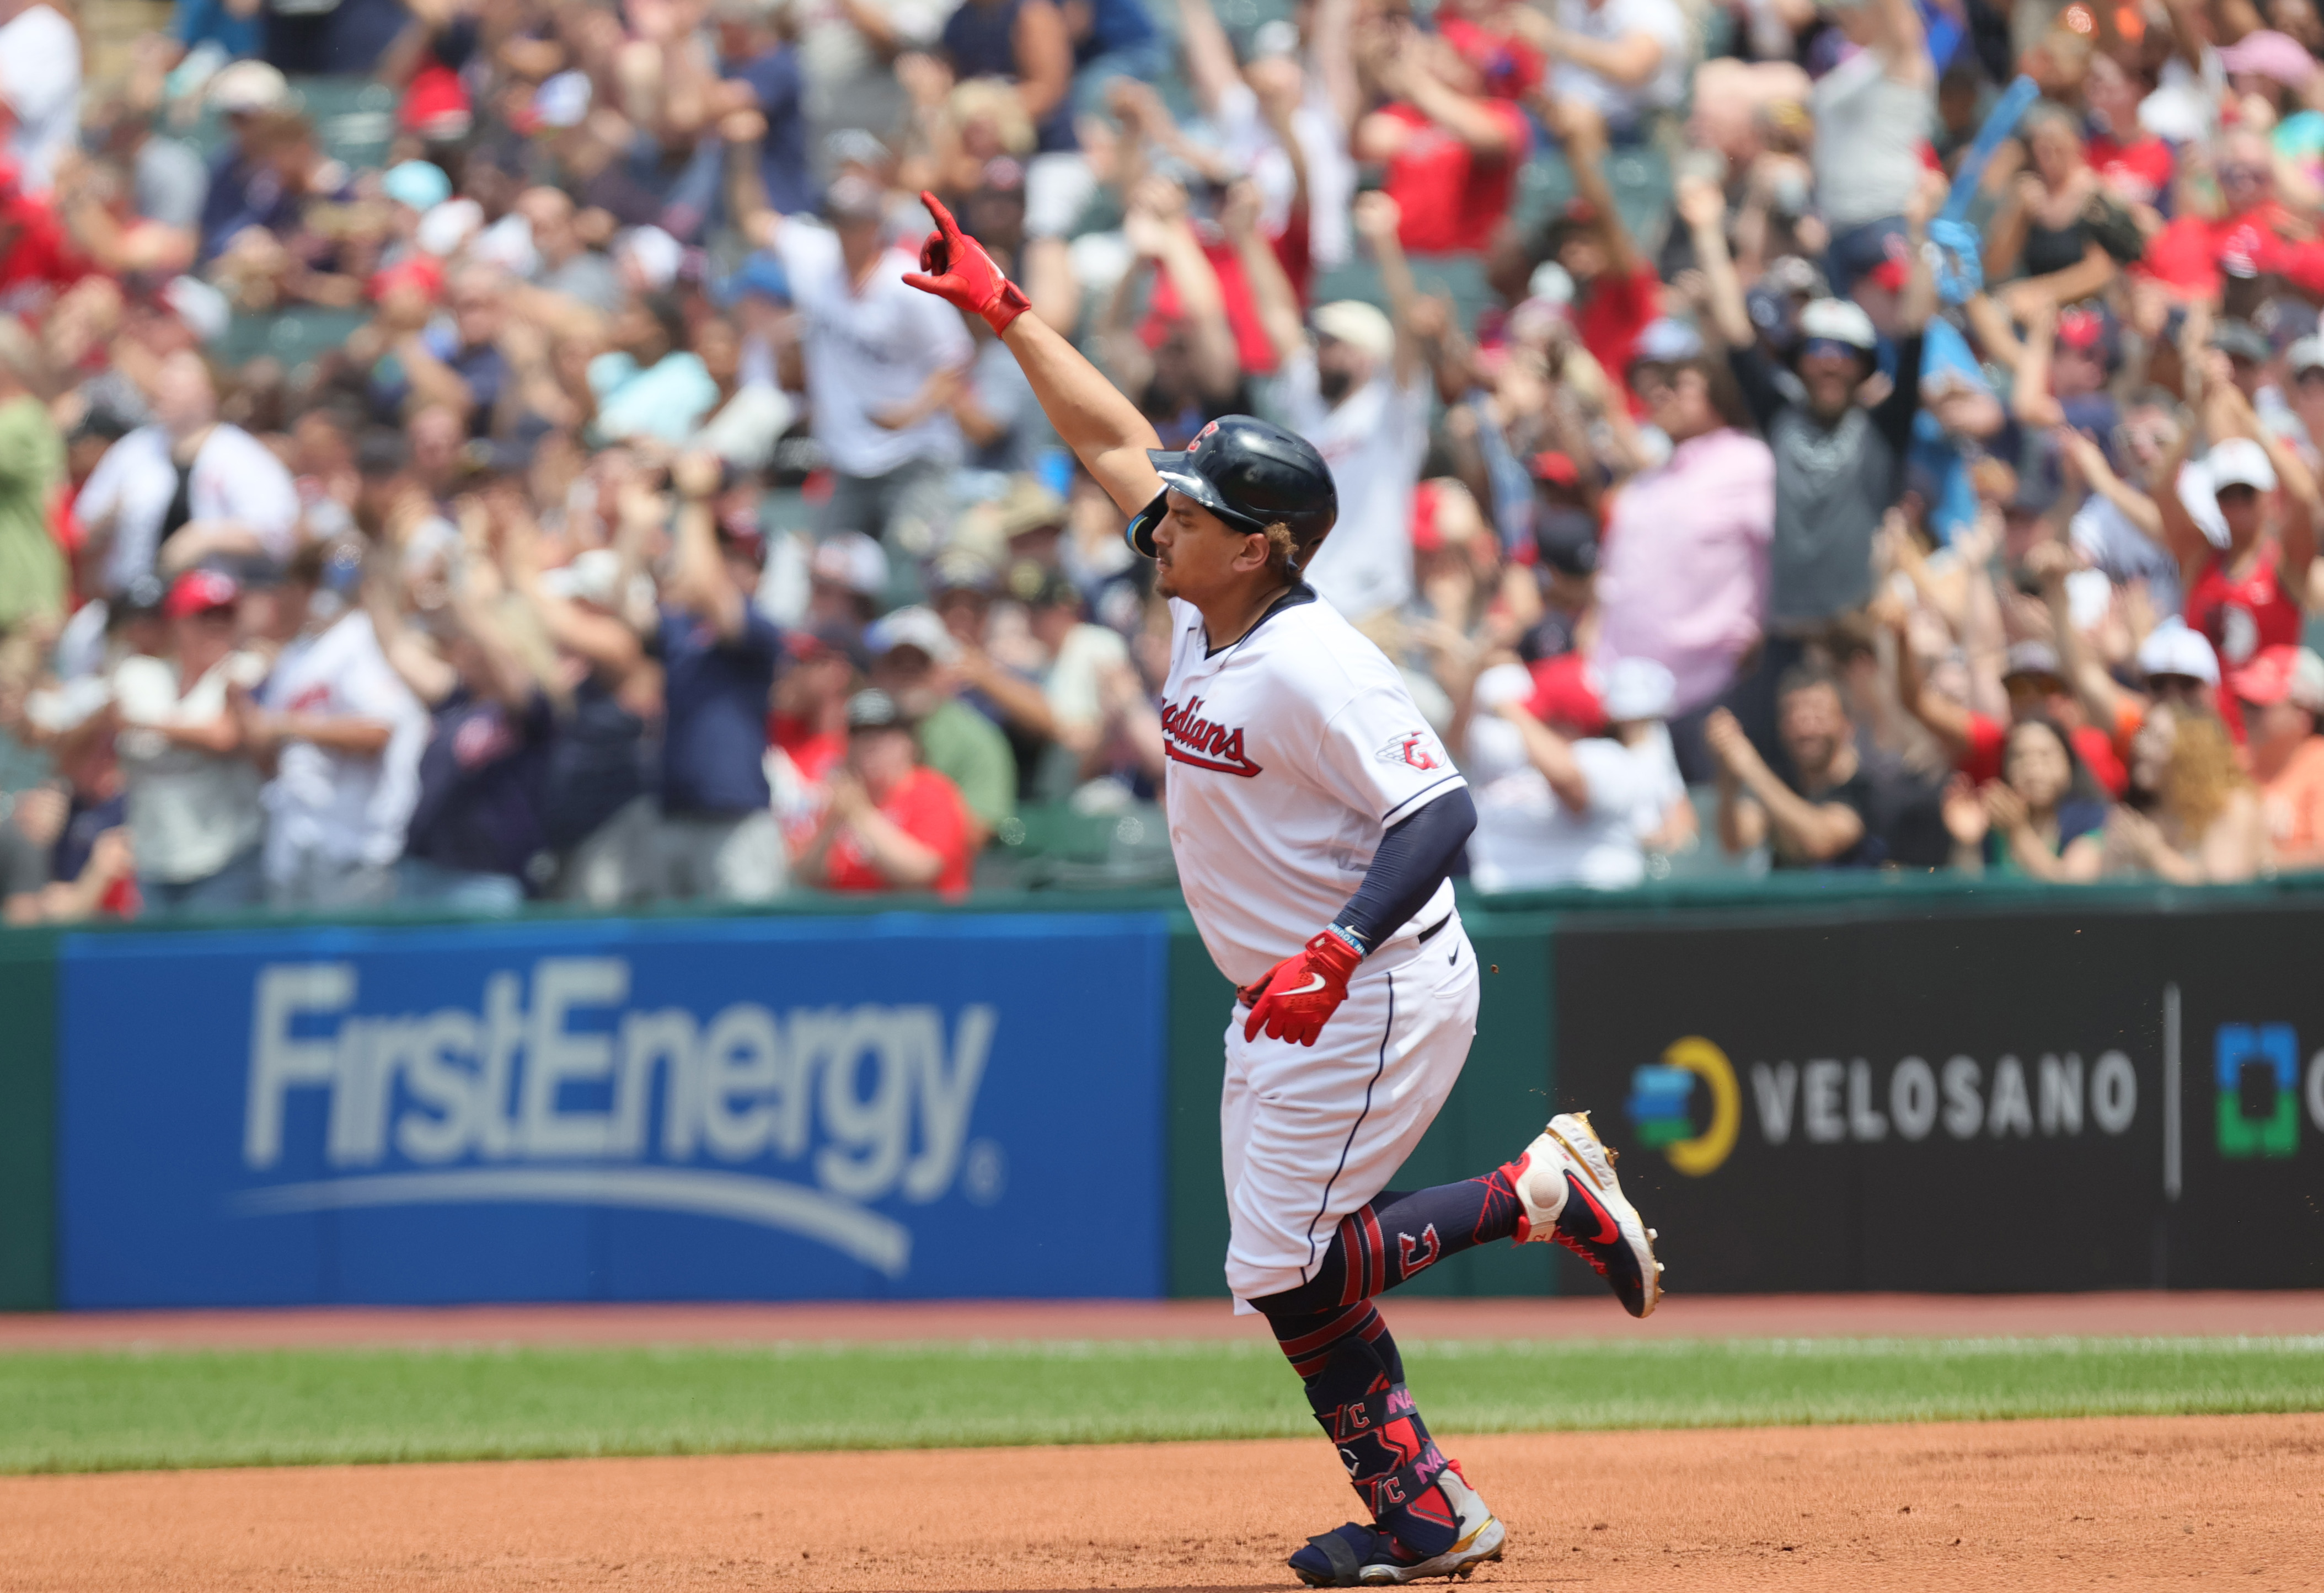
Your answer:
[1868,0,1932,83]
[1312,0,1362,133]
[1174,0,1243,117]
[365,575,459,708]
[1677,175,1750,348]
[1495,700,1593,812]
[1128,178,1241,402]
[903,193,1163,517]
[1883,591,1974,755]
[1373,22,1518,156]
[2149,394,2212,584]
[2025,539,2125,730]
[1504,3,1668,92]
[2056,424,2162,542]
[665,451,748,640]
[1351,190,1427,388]
[2011,301,2065,430]
[1224,179,1306,368]
[1552,98,1640,278]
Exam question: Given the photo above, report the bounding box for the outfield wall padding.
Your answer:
[0,927,57,1310]
[12,877,2324,1308]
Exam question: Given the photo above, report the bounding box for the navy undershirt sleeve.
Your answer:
[1332,787,1476,952]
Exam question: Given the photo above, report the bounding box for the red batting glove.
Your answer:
[901,189,1031,336]
[1239,929,1363,1047]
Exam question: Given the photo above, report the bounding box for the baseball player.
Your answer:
[903,194,1663,1586]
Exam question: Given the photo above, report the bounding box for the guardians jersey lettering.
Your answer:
[1161,695,1263,776]
[1162,586,1465,986]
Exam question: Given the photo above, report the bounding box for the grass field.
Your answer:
[9,1334,2324,1474]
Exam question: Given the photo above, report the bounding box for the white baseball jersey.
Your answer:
[1160,587,1464,988]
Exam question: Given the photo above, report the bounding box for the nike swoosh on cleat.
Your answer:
[1570,1184,1621,1247]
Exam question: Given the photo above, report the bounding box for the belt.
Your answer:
[1415,914,1453,946]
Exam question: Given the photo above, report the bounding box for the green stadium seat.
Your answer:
[216,307,371,371]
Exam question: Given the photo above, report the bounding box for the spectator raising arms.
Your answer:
[652,452,789,903]
[14,0,2324,920]
[1248,190,1434,624]
[1353,17,1531,258]
[1809,0,1934,292]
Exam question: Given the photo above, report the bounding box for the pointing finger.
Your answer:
[919,189,965,241]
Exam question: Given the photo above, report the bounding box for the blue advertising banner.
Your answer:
[58,913,1169,1307]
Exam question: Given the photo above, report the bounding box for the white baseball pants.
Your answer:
[1220,920,1482,1304]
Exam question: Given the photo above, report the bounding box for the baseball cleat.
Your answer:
[1508,1111,1663,1318]
[1289,1463,1505,1586]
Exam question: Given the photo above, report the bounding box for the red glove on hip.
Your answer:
[901,189,1032,336]
[1239,929,1364,1047]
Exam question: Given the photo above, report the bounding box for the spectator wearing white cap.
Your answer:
[76,350,300,597]
[1468,656,1687,891]
[1243,191,1434,625]
[2157,378,2318,677]
[0,0,81,194]
[2136,616,2224,707]
[742,174,974,560]
[1694,169,1944,770]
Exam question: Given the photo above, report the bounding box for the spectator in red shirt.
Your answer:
[1535,97,1658,409]
[2082,53,2172,218]
[1353,17,1530,256]
[799,688,974,898]
[2155,362,2317,685]
[1900,633,2130,799]
[2139,129,2324,300]
[0,154,90,308]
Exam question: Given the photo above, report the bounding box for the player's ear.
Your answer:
[1234,529,1272,573]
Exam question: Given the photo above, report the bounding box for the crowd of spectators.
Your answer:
[7,0,2324,920]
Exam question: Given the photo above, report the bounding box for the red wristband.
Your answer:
[982,280,1031,337]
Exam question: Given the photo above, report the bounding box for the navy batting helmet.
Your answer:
[1126,415,1338,565]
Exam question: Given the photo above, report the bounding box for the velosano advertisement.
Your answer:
[1553,907,2324,1294]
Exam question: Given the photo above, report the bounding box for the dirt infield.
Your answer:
[11,1290,2324,1349]
[5,1413,2317,1592]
